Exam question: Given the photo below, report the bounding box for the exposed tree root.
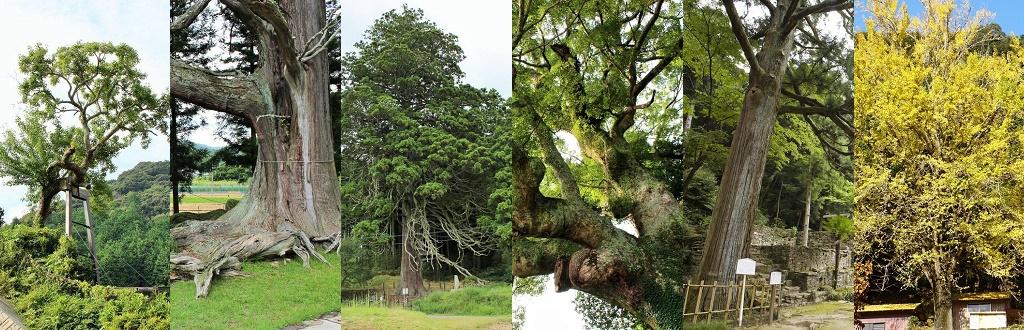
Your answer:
[171,220,335,297]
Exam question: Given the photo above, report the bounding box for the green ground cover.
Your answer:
[170,253,340,330]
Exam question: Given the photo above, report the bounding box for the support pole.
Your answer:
[739,275,747,327]
[83,200,100,282]
[64,190,72,236]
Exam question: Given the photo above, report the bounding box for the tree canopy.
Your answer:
[338,6,511,291]
[0,42,164,226]
[855,0,1024,327]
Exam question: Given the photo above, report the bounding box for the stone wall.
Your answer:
[748,225,853,290]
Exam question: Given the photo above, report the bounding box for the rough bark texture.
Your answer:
[399,221,427,296]
[696,0,850,289]
[930,263,954,330]
[170,0,341,297]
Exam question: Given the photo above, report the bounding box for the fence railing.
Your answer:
[342,281,461,308]
[682,279,782,324]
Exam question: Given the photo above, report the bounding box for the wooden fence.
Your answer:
[682,279,782,324]
[342,281,460,308]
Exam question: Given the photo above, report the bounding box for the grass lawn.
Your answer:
[341,305,509,330]
[170,253,340,330]
[411,284,512,315]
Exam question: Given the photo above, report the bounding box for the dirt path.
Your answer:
[748,301,853,330]
[282,312,340,330]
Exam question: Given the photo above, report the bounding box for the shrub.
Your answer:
[0,225,168,329]
[410,284,512,316]
[224,198,240,210]
[826,287,853,301]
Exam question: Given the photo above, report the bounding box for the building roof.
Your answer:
[955,292,1010,302]
[860,303,921,312]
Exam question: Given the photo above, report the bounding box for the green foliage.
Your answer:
[826,287,853,302]
[207,164,251,183]
[0,225,168,329]
[224,198,239,211]
[0,113,74,193]
[340,220,391,286]
[17,41,164,175]
[123,185,171,219]
[339,6,510,277]
[93,202,171,287]
[110,161,170,197]
[821,215,853,240]
[409,285,512,316]
[856,0,1024,297]
[573,291,641,330]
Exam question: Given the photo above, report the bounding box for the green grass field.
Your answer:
[170,253,340,330]
[179,195,237,204]
[340,305,508,330]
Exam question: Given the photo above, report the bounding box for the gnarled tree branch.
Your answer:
[170,59,264,120]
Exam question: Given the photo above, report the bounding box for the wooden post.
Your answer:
[694,280,705,322]
[682,280,691,320]
[708,281,718,322]
[769,285,777,324]
[738,275,747,327]
[724,281,735,319]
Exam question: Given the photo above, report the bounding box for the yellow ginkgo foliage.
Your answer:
[855,0,1024,328]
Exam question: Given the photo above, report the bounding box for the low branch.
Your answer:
[170,0,211,32]
[170,59,263,119]
[721,0,762,75]
[782,0,852,36]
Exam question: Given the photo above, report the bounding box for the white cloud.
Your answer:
[0,1,169,220]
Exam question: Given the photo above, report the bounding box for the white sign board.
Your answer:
[736,258,756,275]
[769,271,783,285]
[970,312,1007,329]
[402,287,409,296]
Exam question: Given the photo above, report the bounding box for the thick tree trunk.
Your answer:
[931,264,954,330]
[399,220,426,296]
[696,15,795,287]
[35,189,57,227]
[803,183,812,247]
[169,0,341,297]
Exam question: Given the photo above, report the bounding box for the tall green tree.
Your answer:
[0,42,164,226]
[339,6,510,295]
[695,0,852,292]
[512,0,852,327]
[856,1,1024,328]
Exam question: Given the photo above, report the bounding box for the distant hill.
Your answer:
[109,161,169,196]
[194,143,221,153]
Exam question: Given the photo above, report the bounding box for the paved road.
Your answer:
[0,298,26,330]
[283,313,340,330]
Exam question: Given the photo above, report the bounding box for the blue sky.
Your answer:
[0,1,169,222]
[855,0,1024,33]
